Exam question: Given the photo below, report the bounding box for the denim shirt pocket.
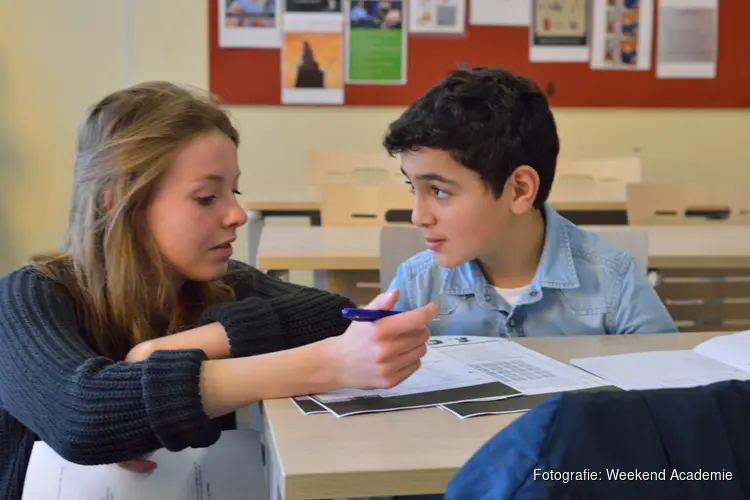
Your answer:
[437,294,460,318]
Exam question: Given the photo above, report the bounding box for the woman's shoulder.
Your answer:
[0,263,75,318]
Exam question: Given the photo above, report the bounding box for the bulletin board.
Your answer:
[208,2,750,108]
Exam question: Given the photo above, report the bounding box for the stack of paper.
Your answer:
[570,331,750,391]
[21,430,267,500]
[292,336,615,418]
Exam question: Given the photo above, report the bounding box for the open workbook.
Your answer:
[292,336,612,417]
[569,330,750,391]
[21,430,265,500]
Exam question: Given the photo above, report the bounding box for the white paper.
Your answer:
[570,349,750,391]
[409,0,467,33]
[655,0,717,79]
[21,430,266,500]
[591,0,653,71]
[470,0,531,26]
[530,0,590,62]
[219,0,282,48]
[438,338,610,395]
[692,330,750,373]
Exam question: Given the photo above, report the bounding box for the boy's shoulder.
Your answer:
[561,218,641,275]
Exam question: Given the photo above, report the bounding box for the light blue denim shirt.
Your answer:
[387,204,678,337]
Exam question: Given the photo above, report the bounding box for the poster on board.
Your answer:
[409,0,467,34]
[346,0,407,84]
[530,0,590,62]
[219,0,281,48]
[591,0,653,70]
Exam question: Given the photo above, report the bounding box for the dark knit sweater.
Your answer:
[0,260,354,500]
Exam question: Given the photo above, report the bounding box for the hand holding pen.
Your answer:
[321,289,437,391]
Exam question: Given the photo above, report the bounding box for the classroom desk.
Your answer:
[256,224,750,272]
[261,330,727,500]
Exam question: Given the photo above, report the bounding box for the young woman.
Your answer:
[0,81,437,499]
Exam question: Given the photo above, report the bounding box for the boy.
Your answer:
[384,67,677,338]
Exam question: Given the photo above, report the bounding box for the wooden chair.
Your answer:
[306,150,402,186]
[550,156,641,200]
[319,181,413,227]
[626,183,750,225]
[626,183,750,332]
[319,181,413,304]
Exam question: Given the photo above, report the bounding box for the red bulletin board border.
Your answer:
[208,1,750,107]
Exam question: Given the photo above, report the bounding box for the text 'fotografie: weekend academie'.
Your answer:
[534,468,734,483]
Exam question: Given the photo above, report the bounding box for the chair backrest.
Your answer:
[306,150,402,185]
[549,156,641,201]
[626,183,750,225]
[319,182,413,226]
[378,226,649,292]
[379,226,426,290]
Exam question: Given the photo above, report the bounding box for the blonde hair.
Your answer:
[34,82,237,360]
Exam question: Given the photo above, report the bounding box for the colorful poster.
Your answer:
[591,0,653,70]
[281,31,344,104]
[530,0,590,62]
[219,0,281,48]
[409,0,467,34]
[346,1,407,83]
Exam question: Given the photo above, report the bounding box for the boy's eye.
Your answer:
[432,186,448,199]
[196,195,217,206]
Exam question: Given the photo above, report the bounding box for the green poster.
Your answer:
[347,1,406,83]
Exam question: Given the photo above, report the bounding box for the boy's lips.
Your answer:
[425,238,446,251]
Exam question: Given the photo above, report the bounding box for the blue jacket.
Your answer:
[388,204,677,337]
[445,381,750,499]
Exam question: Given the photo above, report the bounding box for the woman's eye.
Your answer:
[196,195,217,206]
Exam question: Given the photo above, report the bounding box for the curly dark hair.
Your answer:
[383,67,559,209]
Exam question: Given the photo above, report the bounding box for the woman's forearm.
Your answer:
[138,323,230,360]
[198,338,337,419]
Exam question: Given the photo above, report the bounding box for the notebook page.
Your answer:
[21,429,266,500]
[692,330,750,373]
[570,350,750,391]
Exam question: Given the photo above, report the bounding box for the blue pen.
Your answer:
[341,308,402,322]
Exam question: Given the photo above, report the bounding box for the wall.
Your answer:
[1,0,749,274]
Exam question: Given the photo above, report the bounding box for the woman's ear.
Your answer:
[101,189,114,212]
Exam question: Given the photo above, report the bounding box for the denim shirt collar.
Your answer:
[440,203,580,298]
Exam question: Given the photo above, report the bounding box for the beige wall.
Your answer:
[1,0,749,274]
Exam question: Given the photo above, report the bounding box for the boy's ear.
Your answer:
[507,165,540,215]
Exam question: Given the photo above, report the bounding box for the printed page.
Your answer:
[692,330,750,373]
[309,345,520,416]
[437,338,609,395]
[570,350,750,391]
[21,430,265,500]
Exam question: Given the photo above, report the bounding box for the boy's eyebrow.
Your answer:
[401,167,459,185]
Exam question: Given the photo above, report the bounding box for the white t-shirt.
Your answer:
[493,284,531,307]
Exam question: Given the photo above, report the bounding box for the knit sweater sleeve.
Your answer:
[204,260,357,358]
[0,267,221,465]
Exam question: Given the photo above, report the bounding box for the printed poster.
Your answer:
[530,0,590,62]
[655,0,718,79]
[281,32,344,104]
[591,0,653,70]
[346,0,407,84]
[219,0,281,48]
[409,0,467,34]
[281,0,345,104]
